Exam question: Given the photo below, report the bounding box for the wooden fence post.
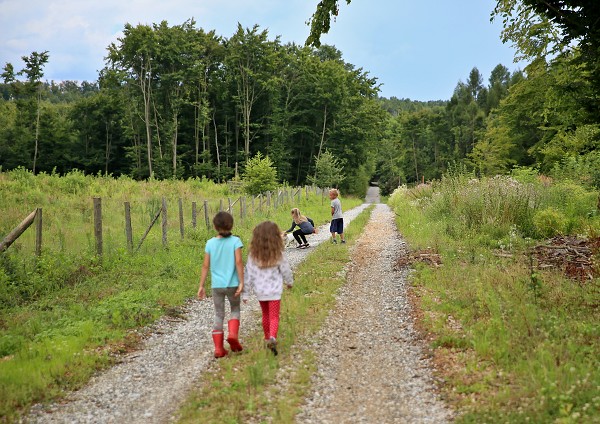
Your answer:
[178,198,184,240]
[192,202,197,229]
[219,199,223,212]
[162,198,168,247]
[0,210,38,253]
[267,191,271,208]
[241,197,246,222]
[93,197,103,257]
[204,200,210,229]
[251,196,255,216]
[35,208,42,256]
[228,197,232,213]
[124,202,133,252]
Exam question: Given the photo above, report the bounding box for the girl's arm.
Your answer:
[234,247,244,296]
[198,253,210,299]
[280,258,294,288]
[284,221,296,233]
[242,258,253,302]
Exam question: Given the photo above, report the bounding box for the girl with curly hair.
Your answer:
[243,221,293,355]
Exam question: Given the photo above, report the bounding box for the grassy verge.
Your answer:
[176,205,374,423]
[388,179,600,423]
[0,170,363,420]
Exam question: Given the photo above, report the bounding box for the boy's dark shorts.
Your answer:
[330,218,344,234]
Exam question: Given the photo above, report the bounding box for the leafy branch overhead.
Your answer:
[306,0,352,47]
[492,1,600,60]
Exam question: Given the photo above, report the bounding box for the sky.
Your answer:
[0,0,526,101]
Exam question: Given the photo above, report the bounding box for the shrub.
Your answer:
[308,149,345,189]
[550,151,600,188]
[533,207,568,238]
[242,152,278,196]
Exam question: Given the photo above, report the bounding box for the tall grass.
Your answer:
[389,171,600,422]
[0,169,363,421]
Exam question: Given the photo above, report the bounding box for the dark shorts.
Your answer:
[330,218,344,234]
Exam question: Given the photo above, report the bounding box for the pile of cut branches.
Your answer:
[532,235,600,281]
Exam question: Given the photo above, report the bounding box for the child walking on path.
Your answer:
[243,221,294,356]
[198,211,244,358]
[329,189,345,244]
[284,207,315,249]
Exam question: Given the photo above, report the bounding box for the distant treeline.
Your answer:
[1,19,599,196]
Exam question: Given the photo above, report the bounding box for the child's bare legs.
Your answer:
[330,218,344,243]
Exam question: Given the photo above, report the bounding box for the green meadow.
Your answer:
[0,168,362,420]
[389,169,600,423]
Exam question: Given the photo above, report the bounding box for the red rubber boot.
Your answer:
[226,319,243,352]
[212,331,228,358]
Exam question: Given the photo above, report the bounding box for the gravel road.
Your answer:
[295,202,453,423]
[26,187,451,423]
[25,201,371,424]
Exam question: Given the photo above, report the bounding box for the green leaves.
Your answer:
[242,152,278,195]
[306,0,352,47]
[308,149,345,189]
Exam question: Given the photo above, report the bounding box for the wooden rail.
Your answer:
[0,209,41,254]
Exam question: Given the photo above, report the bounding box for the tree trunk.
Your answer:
[172,113,178,177]
[105,119,111,176]
[243,85,251,159]
[140,62,153,178]
[33,90,41,173]
[152,98,163,159]
[235,111,240,165]
[194,100,200,166]
[317,104,328,160]
[213,111,221,181]
[412,135,419,182]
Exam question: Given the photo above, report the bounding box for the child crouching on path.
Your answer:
[198,211,244,358]
[243,221,293,356]
[284,207,315,249]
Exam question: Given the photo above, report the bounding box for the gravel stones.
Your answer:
[295,204,453,424]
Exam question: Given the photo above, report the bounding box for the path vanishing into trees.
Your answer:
[27,186,452,423]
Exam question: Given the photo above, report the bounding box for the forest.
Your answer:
[2,2,600,197]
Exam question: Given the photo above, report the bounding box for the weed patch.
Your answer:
[390,178,600,422]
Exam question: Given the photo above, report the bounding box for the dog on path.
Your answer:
[282,232,295,248]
